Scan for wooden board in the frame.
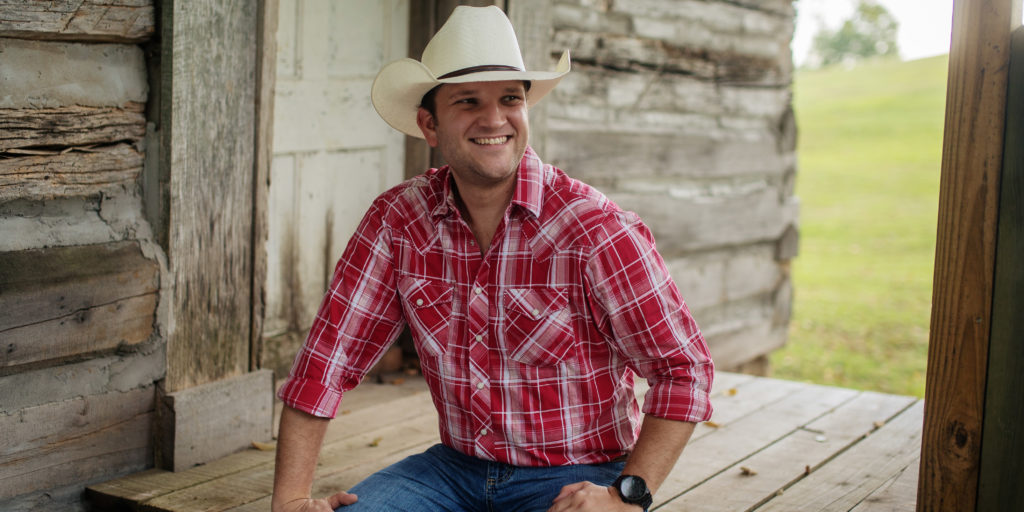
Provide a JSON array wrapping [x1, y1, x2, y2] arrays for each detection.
[[920, 0, 1017, 508], [0, 0, 155, 43], [850, 457, 920, 512], [757, 401, 924, 511], [978, 23, 1024, 510], [0, 104, 145, 151], [0, 143, 143, 201], [0, 241, 159, 368], [659, 393, 917, 511]]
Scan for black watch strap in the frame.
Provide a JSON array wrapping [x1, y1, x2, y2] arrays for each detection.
[[612, 474, 653, 510]]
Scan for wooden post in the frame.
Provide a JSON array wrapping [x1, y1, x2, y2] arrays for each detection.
[[918, 0, 1019, 509], [977, 23, 1024, 510], [154, 0, 275, 470]]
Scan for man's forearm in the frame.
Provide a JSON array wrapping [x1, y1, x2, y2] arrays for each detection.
[[272, 405, 331, 509], [621, 415, 696, 495]]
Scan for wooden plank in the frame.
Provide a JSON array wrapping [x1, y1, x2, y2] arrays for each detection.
[[87, 385, 435, 507], [0, 387, 153, 498], [156, 370, 274, 471], [162, 0, 257, 392], [850, 457, 920, 512], [756, 401, 924, 511], [249, 0, 279, 372], [0, 104, 145, 151], [0, 241, 159, 368], [0, 0, 154, 43], [654, 381, 859, 507], [142, 404, 441, 511], [658, 392, 917, 511], [978, 23, 1024, 511], [920, 0, 1017, 509], [0, 143, 143, 201]]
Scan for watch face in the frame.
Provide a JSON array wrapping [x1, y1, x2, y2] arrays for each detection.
[[619, 475, 646, 499]]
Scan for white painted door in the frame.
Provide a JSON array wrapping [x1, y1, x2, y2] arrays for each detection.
[[266, 0, 409, 339]]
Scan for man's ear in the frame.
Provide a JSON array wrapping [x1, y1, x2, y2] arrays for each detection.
[[416, 108, 439, 147]]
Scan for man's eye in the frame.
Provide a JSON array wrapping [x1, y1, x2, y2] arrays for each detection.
[[504, 95, 523, 103]]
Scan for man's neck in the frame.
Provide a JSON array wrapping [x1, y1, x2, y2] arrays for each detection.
[[450, 172, 517, 255]]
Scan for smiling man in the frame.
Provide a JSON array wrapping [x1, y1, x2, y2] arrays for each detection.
[[271, 6, 714, 512]]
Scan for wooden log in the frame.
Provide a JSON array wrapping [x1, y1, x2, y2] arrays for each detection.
[[0, 103, 146, 151], [0, 241, 159, 368], [0, 143, 143, 201], [0, 0, 155, 43], [0, 386, 154, 499]]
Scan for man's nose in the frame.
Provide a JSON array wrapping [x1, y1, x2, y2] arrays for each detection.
[[478, 102, 506, 126]]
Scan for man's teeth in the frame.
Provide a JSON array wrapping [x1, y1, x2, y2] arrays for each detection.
[[473, 136, 508, 145]]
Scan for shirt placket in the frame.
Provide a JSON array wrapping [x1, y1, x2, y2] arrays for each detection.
[[463, 229, 500, 459]]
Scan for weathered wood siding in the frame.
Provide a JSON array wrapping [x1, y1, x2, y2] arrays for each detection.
[[0, 2, 160, 510], [263, 0, 409, 376], [544, 0, 798, 370]]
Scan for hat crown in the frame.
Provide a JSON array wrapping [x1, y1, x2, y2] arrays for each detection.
[[421, 6, 526, 78]]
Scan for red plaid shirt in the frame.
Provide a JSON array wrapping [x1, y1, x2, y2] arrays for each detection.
[[279, 147, 713, 467]]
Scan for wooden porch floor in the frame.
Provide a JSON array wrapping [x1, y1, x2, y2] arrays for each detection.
[[87, 372, 922, 511]]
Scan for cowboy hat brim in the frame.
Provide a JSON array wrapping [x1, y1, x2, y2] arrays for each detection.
[[371, 50, 571, 139]]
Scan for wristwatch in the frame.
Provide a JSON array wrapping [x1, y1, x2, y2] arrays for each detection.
[[612, 474, 653, 511]]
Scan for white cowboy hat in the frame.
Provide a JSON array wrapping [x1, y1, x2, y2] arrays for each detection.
[[371, 5, 570, 139]]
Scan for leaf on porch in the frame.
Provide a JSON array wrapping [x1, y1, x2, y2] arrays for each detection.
[[703, 420, 722, 428], [251, 440, 276, 451], [368, 436, 383, 447], [740, 466, 757, 476]]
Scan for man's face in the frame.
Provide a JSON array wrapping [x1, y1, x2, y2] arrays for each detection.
[[416, 80, 529, 189]]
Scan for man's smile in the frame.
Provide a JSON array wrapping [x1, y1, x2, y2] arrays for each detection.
[[472, 136, 510, 145]]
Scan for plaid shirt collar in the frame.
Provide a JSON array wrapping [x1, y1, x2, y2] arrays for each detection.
[[429, 146, 545, 221]]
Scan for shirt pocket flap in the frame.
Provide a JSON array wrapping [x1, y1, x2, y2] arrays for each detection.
[[404, 280, 453, 309], [505, 287, 568, 319]]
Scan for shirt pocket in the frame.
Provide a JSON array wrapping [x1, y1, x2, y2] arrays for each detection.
[[399, 277, 453, 359], [504, 287, 576, 366]]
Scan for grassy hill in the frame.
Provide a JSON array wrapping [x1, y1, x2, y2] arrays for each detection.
[[769, 55, 949, 397]]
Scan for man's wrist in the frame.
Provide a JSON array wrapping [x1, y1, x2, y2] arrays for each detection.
[[611, 474, 653, 511]]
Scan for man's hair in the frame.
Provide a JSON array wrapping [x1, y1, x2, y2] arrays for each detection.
[[419, 80, 532, 118]]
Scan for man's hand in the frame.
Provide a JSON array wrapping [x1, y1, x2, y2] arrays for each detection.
[[546, 482, 641, 512], [273, 491, 358, 512]]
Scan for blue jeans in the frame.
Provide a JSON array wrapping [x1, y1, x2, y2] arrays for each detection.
[[337, 444, 625, 511]]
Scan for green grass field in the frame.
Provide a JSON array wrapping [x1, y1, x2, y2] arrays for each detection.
[[769, 55, 949, 397]]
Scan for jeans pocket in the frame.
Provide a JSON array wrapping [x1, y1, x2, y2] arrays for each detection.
[[503, 287, 576, 366]]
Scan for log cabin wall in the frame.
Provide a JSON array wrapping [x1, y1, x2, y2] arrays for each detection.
[[0, 2, 163, 511], [543, 0, 798, 372]]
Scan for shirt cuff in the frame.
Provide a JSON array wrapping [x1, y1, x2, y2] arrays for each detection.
[[277, 375, 345, 419], [641, 375, 714, 423]]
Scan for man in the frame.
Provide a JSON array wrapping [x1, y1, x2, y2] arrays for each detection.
[[272, 6, 713, 512]]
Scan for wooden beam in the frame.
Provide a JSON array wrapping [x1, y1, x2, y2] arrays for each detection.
[[0, 0, 155, 43], [0, 104, 145, 151], [0, 241, 159, 368], [978, 24, 1024, 510], [0, 143, 143, 201], [919, 0, 1017, 510]]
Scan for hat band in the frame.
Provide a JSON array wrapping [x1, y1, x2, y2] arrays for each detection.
[[437, 64, 523, 79]]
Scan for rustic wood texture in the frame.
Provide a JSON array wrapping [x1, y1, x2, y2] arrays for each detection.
[[544, 0, 797, 369], [0, 241, 158, 368], [919, 0, 1017, 510], [156, 370, 274, 471], [0, 0, 154, 43], [86, 373, 924, 511], [0, 103, 145, 151], [162, 0, 257, 392], [0, 386, 154, 501], [978, 24, 1024, 511], [0, 143, 142, 201]]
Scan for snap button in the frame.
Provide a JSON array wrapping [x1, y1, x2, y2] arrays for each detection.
[[476, 382, 485, 390], [479, 428, 489, 436], [474, 287, 483, 295], [415, 298, 424, 306], [532, 308, 541, 317], [475, 334, 483, 342]]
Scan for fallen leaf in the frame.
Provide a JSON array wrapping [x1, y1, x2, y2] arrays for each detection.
[[341, 409, 352, 415], [804, 465, 811, 475], [703, 421, 722, 428], [368, 437, 383, 447], [740, 466, 757, 476], [815, 435, 828, 443], [727, 388, 738, 396], [873, 420, 886, 429], [252, 441, 276, 451]]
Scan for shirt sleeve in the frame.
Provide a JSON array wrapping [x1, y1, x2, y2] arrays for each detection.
[[584, 212, 714, 423], [277, 200, 406, 418]]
